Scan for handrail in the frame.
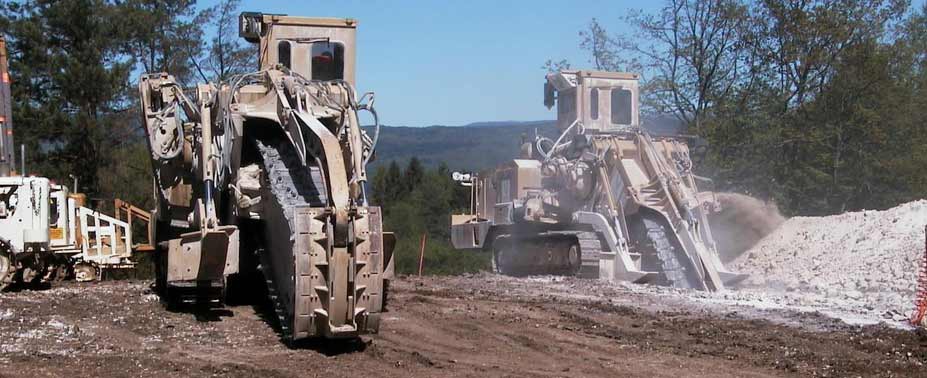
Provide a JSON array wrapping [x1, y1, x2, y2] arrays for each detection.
[[113, 199, 154, 251]]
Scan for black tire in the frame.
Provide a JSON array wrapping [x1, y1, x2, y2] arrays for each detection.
[[74, 263, 97, 282], [0, 241, 13, 291], [53, 262, 70, 282], [22, 262, 45, 285]]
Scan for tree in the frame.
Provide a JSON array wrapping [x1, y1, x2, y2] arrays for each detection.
[[749, 0, 907, 110], [624, 0, 749, 133], [1, 0, 133, 195], [197, 0, 254, 82], [746, 0, 909, 213], [579, 18, 628, 72], [573, 0, 923, 215], [119, 0, 204, 86], [385, 160, 402, 202], [403, 157, 424, 194]]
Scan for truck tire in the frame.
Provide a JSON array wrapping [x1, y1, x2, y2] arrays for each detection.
[[0, 241, 13, 291]]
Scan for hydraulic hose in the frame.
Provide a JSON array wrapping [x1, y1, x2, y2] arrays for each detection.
[[361, 105, 380, 167], [538, 119, 582, 161]]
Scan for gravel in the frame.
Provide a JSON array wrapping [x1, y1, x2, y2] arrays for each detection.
[[730, 200, 927, 321]]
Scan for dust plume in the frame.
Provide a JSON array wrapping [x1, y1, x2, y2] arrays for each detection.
[[708, 192, 786, 262]]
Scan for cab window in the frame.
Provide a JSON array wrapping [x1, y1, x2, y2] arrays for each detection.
[[611, 88, 632, 125], [310, 42, 345, 81], [49, 196, 59, 226], [558, 88, 576, 117], [277, 41, 292, 69], [0, 185, 17, 218], [590, 88, 599, 120]]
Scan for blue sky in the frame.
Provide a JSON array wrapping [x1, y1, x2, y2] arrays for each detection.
[[231, 0, 925, 127], [233, 0, 657, 126]]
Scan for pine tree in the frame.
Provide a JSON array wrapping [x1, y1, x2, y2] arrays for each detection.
[[2, 0, 133, 194]]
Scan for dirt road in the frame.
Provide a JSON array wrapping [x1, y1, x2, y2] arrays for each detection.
[[1, 274, 926, 377]]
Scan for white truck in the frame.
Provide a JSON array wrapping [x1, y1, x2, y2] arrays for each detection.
[[0, 36, 146, 290], [0, 177, 138, 288]]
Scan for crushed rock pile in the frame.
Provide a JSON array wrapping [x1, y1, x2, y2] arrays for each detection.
[[731, 200, 927, 319]]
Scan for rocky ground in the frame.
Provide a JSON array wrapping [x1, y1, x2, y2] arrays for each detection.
[[2, 275, 927, 378]]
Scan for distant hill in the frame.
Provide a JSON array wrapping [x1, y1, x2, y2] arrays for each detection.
[[366, 115, 685, 172], [366, 121, 558, 172]]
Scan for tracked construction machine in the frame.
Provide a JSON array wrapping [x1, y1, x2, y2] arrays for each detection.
[[451, 70, 744, 291], [137, 13, 393, 340]]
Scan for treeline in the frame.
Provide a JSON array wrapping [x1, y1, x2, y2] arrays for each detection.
[[369, 158, 490, 275], [570, 0, 927, 215], [1, 0, 487, 275], [0, 0, 252, 209]]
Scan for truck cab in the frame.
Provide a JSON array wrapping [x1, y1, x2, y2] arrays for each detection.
[[239, 12, 358, 85], [0, 176, 51, 253], [544, 70, 641, 133]]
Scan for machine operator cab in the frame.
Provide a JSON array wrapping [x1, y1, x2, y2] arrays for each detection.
[[544, 70, 640, 133], [239, 12, 357, 85]]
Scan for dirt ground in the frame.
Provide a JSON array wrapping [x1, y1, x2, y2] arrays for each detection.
[[2, 274, 927, 378]]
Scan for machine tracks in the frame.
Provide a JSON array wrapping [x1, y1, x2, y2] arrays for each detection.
[[575, 231, 603, 278], [635, 213, 702, 289], [254, 137, 328, 341], [489, 214, 704, 290], [492, 231, 601, 277]]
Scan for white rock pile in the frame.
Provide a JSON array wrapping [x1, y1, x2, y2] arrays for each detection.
[[731, 200, 927, 317]]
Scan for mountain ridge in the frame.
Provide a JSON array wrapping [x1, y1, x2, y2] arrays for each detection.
[[366, 115, 685, 172]]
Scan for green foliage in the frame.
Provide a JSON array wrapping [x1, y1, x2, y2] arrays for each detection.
[[371, 159, 491, 276], [1, 0, 134, 196], [196, 0, 255, 82], [0, 0, 251, 209], [119, 0, 203, 86], [580, 0, 927, 216]]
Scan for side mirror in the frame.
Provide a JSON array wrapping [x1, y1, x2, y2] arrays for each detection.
[[358, 92, 376, 111], [239, 12, 263, 43], [543, 82, 555, 109]]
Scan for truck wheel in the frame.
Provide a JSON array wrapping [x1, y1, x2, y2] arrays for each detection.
[[74, 263, 97, 282], [53, 260, 71, 282], [21, 264, 43, 284], [0, 242, 13, 291]]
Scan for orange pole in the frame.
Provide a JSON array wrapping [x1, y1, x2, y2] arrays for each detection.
[[418, 233, 427, 276], [913, 224, 927, 326]]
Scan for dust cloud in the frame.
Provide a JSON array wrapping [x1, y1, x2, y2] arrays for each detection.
[[708, 192, 786, 263]]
